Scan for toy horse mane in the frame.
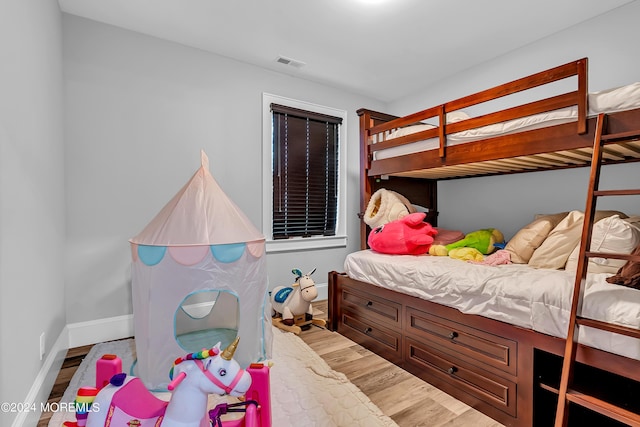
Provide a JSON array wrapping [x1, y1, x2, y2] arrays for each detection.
[[169, 347, 219, 380], [169, 338, 239, 380]]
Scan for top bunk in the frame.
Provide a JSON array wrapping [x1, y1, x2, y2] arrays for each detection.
[[358, 58, 640, 180]]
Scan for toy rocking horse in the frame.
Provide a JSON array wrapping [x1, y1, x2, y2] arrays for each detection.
[[270, 268, 326, 335], [85, 338, 252, 427]]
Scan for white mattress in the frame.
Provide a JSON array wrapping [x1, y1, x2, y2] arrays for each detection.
[[344, 250, 640, 360], [374, 82, 640, 160]]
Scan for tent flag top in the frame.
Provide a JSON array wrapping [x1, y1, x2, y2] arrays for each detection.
[[130, 150, 264, 247]]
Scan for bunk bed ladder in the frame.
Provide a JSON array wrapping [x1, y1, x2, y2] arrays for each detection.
[[554, 113, 640, 427]]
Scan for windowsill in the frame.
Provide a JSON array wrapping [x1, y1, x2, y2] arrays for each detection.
[[265, 235, 348, 253]]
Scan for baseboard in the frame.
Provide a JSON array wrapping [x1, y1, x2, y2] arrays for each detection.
[[67, 313, 134, 349], [11, 327, 68, 427]]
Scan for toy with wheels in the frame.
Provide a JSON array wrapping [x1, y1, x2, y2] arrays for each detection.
[[84, 338, 253, 427], [270, 268, 326, 335], [208, 362, 272, 427], [65, 341, 272, 427]]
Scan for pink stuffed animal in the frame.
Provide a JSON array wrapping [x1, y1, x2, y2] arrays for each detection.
[[368, 212, 437, 255]]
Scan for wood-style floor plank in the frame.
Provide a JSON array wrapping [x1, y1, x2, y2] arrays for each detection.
[[38, 301, 503, 427]]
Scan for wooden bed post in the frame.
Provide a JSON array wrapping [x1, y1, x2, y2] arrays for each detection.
[[577, 58, 588, 134], [358, 109, 373, 250]]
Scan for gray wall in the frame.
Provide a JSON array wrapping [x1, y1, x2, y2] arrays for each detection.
[[389, 1, 640, 239], [0, 2, 66, 425], [62, 14, 384, 324]]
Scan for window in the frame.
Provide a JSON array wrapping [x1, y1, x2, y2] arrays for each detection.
[[262, 94, 347, 252]]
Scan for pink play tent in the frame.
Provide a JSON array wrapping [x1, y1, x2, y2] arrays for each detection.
[[129, 151, 272, 390]]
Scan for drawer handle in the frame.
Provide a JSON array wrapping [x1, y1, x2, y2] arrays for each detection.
[[366, 301, 373, 308], [364, 327, 372, 334], [449, 331, 458, 340], [448, 366, 458, 375]]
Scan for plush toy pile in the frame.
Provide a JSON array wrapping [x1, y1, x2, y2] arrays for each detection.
[[429, 228, 505, 261], [363, 188, 507, 262], [368, 212, 437, 255]]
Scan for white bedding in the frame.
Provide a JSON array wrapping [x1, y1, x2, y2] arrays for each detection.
[[374, 82, 640, 160], [344, 250, 640, 360]]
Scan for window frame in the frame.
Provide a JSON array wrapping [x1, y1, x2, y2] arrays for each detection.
[[262, 93, 347, 253]]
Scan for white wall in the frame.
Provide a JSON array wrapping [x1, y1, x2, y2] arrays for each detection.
[[387, 1, 640, 239], [62, 14, 384, 324], [0, 2, 66, 426]]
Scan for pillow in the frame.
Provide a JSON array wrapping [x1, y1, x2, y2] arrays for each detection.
[[504, 212, 568, 264], [565, 215, 640, 274], [528, 210, 628, 270]]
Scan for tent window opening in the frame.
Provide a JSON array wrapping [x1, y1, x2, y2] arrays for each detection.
[[174, 290, 239, 352], [271, 103, 341, 240]]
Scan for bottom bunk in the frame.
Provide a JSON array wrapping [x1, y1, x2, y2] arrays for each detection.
[[328, 271, 640, 427]]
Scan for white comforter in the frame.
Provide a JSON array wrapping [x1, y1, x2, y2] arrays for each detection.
[[344, 250, 640, 360]]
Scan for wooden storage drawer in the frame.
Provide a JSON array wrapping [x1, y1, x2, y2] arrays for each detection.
[[342, 285, 401, 330], [339, 310, 402, 363], [405, 336, 517, 417], [406, 306, 516, 377]]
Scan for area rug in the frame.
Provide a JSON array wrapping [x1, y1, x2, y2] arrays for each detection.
[[49, 326, 398, 427]]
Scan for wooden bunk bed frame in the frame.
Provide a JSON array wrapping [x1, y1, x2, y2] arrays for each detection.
[[329, 58, 640, 427]]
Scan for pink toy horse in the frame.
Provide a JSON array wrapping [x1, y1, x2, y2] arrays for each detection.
[[86, 338, 252, 427]]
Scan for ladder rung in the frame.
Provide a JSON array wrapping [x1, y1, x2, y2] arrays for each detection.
[[601, 130, 640, 143], [593, 189, 640, 197], [576, 316, 640, 339], [566, 389, 640, 426], [585, 251, 640, 262]]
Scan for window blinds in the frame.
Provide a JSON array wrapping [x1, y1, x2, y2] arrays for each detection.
[[271, 103, 341, 239]]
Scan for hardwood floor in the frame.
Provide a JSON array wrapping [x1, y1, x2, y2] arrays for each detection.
[[38, 343, 97, 427], [38, 301, 503, 427]]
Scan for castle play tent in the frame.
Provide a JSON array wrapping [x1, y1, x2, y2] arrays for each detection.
[[129, 150, 272, 390]]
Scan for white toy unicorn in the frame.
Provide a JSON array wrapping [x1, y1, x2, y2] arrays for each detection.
[[85, 338, 251, 427], [271, 268, 326, 334]]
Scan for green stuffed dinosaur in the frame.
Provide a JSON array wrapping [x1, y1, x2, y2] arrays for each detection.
[[429, 228, 504, 258]]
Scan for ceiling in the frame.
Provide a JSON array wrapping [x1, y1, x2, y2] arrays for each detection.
[[58, 0, 633, 103]]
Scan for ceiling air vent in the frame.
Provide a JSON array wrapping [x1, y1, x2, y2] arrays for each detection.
[[276, 55, 306, 69]]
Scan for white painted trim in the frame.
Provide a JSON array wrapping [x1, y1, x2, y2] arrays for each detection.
[[265, 235, 347, 253], [261, 93, 348, 251], [67, 314, 134, 349], [11, 327, 69, 427]]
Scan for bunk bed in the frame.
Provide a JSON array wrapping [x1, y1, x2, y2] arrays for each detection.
[[328, 58, 640, 427]]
